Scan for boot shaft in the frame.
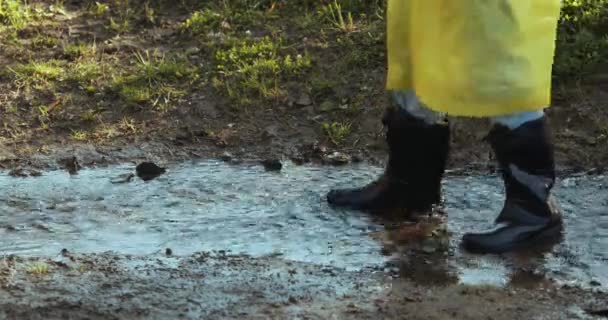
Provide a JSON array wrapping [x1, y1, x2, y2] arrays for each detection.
[[488, 116, 557, 220], [382, 106, 450, 180]]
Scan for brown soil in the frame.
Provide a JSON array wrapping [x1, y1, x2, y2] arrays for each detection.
[[0, 1, 607, 173], [0, 252, 605, 320]]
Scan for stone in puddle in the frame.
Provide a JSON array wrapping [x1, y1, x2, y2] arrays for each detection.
[[58, 156, 81, 175], [323, 152, 351, 165], [111, 173, 135, 184], [220, 152, 233, 162], [586, 309, 608, 317], [9, 168, 29, 177], [261, 159, 282, 172], [8, 168, 42, 177], [136, 162, 166, 181]]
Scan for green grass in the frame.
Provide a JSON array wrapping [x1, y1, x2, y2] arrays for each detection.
[[322, 121, 351, 146], [0, 0, 606, 142], [70, 61, 103, 84], [90, 1, 109, 16], [0, 0, 32, 30], [11, 60, 66, 88], [26, 262, 50, 275], [213, 36, 311, 106], [70, 130, 88, 141], [320, 0, 357, 33], [180, 0, 277, 37], [181, 9, 223, 35], [63, 42, 97, 60], [109, 16, 130, 34], [555, 0, 608, 78], [32, 33, 59, 49], [111, 51, 199, 108]]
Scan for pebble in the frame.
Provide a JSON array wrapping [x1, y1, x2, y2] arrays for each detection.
[[135, 162, 166, 181], [261, 159, 282, 172], [323, 152, 350, 165]]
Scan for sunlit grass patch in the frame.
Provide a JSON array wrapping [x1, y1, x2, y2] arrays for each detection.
[[322, 121, 351, 146], [0, 0, 33, 30], [11, 59, 66, 88], [25, 262, 50, 275], [111, 51, 199, 109], [213, 36, 311, 106]]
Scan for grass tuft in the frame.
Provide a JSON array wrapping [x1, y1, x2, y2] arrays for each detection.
[[111, 51, 198, 108], [213, 36, 311, 106]]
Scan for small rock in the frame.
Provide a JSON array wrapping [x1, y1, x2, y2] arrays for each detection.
[[560, 178, 577, 188], [319, 100, 334, 112], [311, 142, 327, 155], [586, 309, 608, 317], [59, 156, 81, 175], [8, 168, 29, 177], [220, 152, 233, 162], [290, 156, 307, 165], [9, 168, 43, 177], [288, 297, 297, 304], [135, 162, 166, 181], [111, 173, 135, 184], [261, 159, 282, 172], [185, 47, 200, 55], [29, 170, 42, 177], [61, 248, 69, 256], [323, 152, 351, 165], [589, 280, 602, 287], [295, 93, 312, 106], [55, 203, 78, 213], [33, 223, 51, 232], [420, 245, 437, 254], [380, 247, 392, 256], [263, 125, 279, 139], [165, 248, 173, 256]]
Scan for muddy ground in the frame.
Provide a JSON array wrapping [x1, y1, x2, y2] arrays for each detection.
[[0, 251, 606, 320], [0, 0, 607, 173], [0, 1, 607, 319]]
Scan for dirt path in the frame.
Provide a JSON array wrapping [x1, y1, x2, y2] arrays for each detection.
[[0, 252, 606, 320]]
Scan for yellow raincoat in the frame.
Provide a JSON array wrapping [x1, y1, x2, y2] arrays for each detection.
[[386, 1, 562, 117]]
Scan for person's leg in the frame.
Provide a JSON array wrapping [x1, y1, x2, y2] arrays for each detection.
[[326, 90, 450, 214], [461, 109, 563, 253]]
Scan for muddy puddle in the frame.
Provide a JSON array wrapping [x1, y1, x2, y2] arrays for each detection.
[[1, 160, 606, 292]]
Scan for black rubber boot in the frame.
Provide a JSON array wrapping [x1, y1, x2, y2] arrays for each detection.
[[462, 116, 563, 254], [326, 106, 450, 214]]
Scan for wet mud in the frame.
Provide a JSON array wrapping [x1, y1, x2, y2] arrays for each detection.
[[0, 161, 606, 319]]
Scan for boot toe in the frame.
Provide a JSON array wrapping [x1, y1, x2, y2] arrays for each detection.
[[462, 222, 563, 254], [461, 232, 500, 254], [326, 189, 344, 205], [327, 188, 374, 209]]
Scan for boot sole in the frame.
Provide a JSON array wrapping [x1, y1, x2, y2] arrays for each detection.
[[461, 222, 564, 255]]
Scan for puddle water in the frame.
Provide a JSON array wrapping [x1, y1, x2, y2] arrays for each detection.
[[0, 161, 606, 290]]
